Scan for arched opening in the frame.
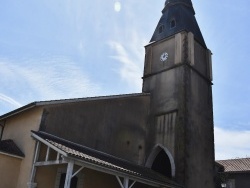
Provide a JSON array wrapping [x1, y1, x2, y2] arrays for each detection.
[[145, 144, 175, 178], [151, 150, 172, 177], [158, 24, 165, 34], [170, 19, 176, 28]]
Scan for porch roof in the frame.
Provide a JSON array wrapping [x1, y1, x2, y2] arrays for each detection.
[[0, 139, 25, 159], [31, 131, 182, 188]]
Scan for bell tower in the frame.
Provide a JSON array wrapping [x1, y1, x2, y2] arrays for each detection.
[[143, 0, 215, 188]]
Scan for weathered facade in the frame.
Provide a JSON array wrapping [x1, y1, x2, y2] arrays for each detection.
[[39, 94, 150, 165], [0, 1, 215, 188], [143, 0, 214, 187]]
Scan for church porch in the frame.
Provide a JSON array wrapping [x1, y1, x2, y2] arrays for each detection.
[[28, 131, 182, 188]]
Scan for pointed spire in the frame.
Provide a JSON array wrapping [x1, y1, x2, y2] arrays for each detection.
[[150, 0, 206, 47], [164, 0, 194, 14], [165, 0, 192, 6]]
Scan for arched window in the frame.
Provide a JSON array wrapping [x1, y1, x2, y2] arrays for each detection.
[[170, 19, 176, 29], [159, 25, 165, 34], [145, 144, 175, 178]]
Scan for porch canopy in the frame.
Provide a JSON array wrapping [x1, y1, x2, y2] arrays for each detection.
[[29, 131, 182, 188]]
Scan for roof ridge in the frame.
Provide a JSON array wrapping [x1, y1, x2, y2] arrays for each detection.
[[217, 157, 250, 162], [35, 92, 150, 104], [0, 92, 150, 120]]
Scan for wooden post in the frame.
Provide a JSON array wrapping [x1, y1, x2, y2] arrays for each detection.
[[56, 152, 60, 160], [123, 177, 129, 188], [116, 176, 136, 188], [72, 166, 84, 178], [129, 181, 136, 188], [116, 176, 124, 188], [28, 141, 41, 188], [64, 160, 74, 188], [45, 146, 50, 161]]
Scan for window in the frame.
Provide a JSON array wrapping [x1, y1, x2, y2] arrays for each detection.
[[170, 19, 176, 28], [159, 25, 165, 33], [55, 168, 84, 188], [59, 173, 78, 188], [226, 179, 235, 188]]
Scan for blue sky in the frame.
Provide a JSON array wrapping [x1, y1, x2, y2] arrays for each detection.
[[0, 0, 249, 160]]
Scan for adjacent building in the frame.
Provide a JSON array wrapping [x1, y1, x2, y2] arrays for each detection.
[[216, 158, 250, 188]]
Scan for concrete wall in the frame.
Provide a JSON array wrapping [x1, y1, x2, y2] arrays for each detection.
[[40, 95, 150, 165], [185, 65, 214, 188], [1, 107, 43, 188], [0, 154, 22, 188], [143, 31, 215, 188]]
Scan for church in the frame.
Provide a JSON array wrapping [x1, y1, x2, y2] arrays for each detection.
[[0, 0, 215, 188]]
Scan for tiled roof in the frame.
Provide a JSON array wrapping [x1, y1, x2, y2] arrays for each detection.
[[0, 139, 25, 158], [48, 139, 140, 175], [216, 158, 250, 173], [32, 131, 182, 188]]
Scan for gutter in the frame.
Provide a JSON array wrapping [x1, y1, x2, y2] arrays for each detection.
[[0, 151, 24, 160], [0, 102, 37, 121], [219, 171, 250, 174], [66, 155, 183, 188]]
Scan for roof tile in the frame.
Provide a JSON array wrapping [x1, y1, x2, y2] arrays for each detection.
[[216, 158, 250, 172]]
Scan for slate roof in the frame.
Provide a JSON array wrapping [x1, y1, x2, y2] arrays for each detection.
[[0, 139, 25, 158], [165, 0, 193, 8], [150, 0, 206, 47], [216, 158, 250, 173], [32, 131, 182, 188]]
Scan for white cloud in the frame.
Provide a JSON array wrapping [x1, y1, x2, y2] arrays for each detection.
[[0, 93, 22, 108], [19, 57, 100, 99], [0, 57, 101, 114], [108, 28, 147, 91], [215, 126, 250, 160], [107, 0, 151, 92], [108, 41, 142, 90]]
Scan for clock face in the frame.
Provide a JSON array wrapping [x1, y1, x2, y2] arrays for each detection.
[[160, 52, 168, 62]]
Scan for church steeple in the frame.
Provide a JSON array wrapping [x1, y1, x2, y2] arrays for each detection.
[[151, 0, 206, 47], [143, 1, 214, 188]]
